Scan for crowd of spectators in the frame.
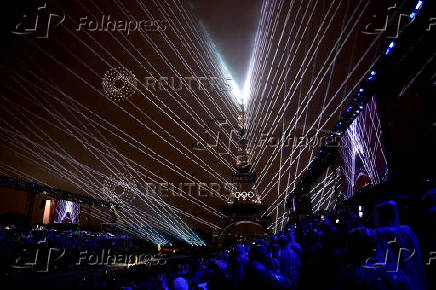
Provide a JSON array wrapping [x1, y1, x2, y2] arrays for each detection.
[[1, 189, 434, 289], [69, 196, 434, 290]]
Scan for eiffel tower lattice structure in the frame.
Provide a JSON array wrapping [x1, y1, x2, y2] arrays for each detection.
[[214, 106, 270, 241]]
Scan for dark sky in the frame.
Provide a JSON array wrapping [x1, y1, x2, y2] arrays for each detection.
[[186, 0, 262, 88]]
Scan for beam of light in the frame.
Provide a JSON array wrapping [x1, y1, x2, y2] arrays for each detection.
[[249, 0, 366, 166], [198, 21, 242, 106], [260, 49, 384, 220], [252, 0, 367, 194], [25, 30, 234, 189], [309, 165, 342, 212], [81, 0, 240, 165], [252, 0, 389, 209], [0, 86, 218, 240], [17, 67, 228, 218], [0, 0, 246, 245], [241, 71, 252, 106], [215, 49, 244, 105]]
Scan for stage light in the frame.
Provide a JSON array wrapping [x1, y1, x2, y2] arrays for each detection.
[[410, 1, 423, 19], [335, 219, 339, 224], [358, 205, 364, 218], [386, 42, 396, 55]]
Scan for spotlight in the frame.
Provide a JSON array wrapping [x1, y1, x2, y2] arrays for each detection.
[[386, 42, 396, 55], [410, 1, 423, 19]]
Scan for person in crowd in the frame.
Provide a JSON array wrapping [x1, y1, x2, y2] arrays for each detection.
[[277, 235, 300, 287], [270, 243, 281, 272], [240, 244, 291, 289], [170, 263, 190, 290], [373, 200, 428, 290], [227, 244, 249, 288], [335, 227, 412, 289]]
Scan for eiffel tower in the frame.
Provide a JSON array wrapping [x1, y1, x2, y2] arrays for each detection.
[[214, 106, 269, 241]]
